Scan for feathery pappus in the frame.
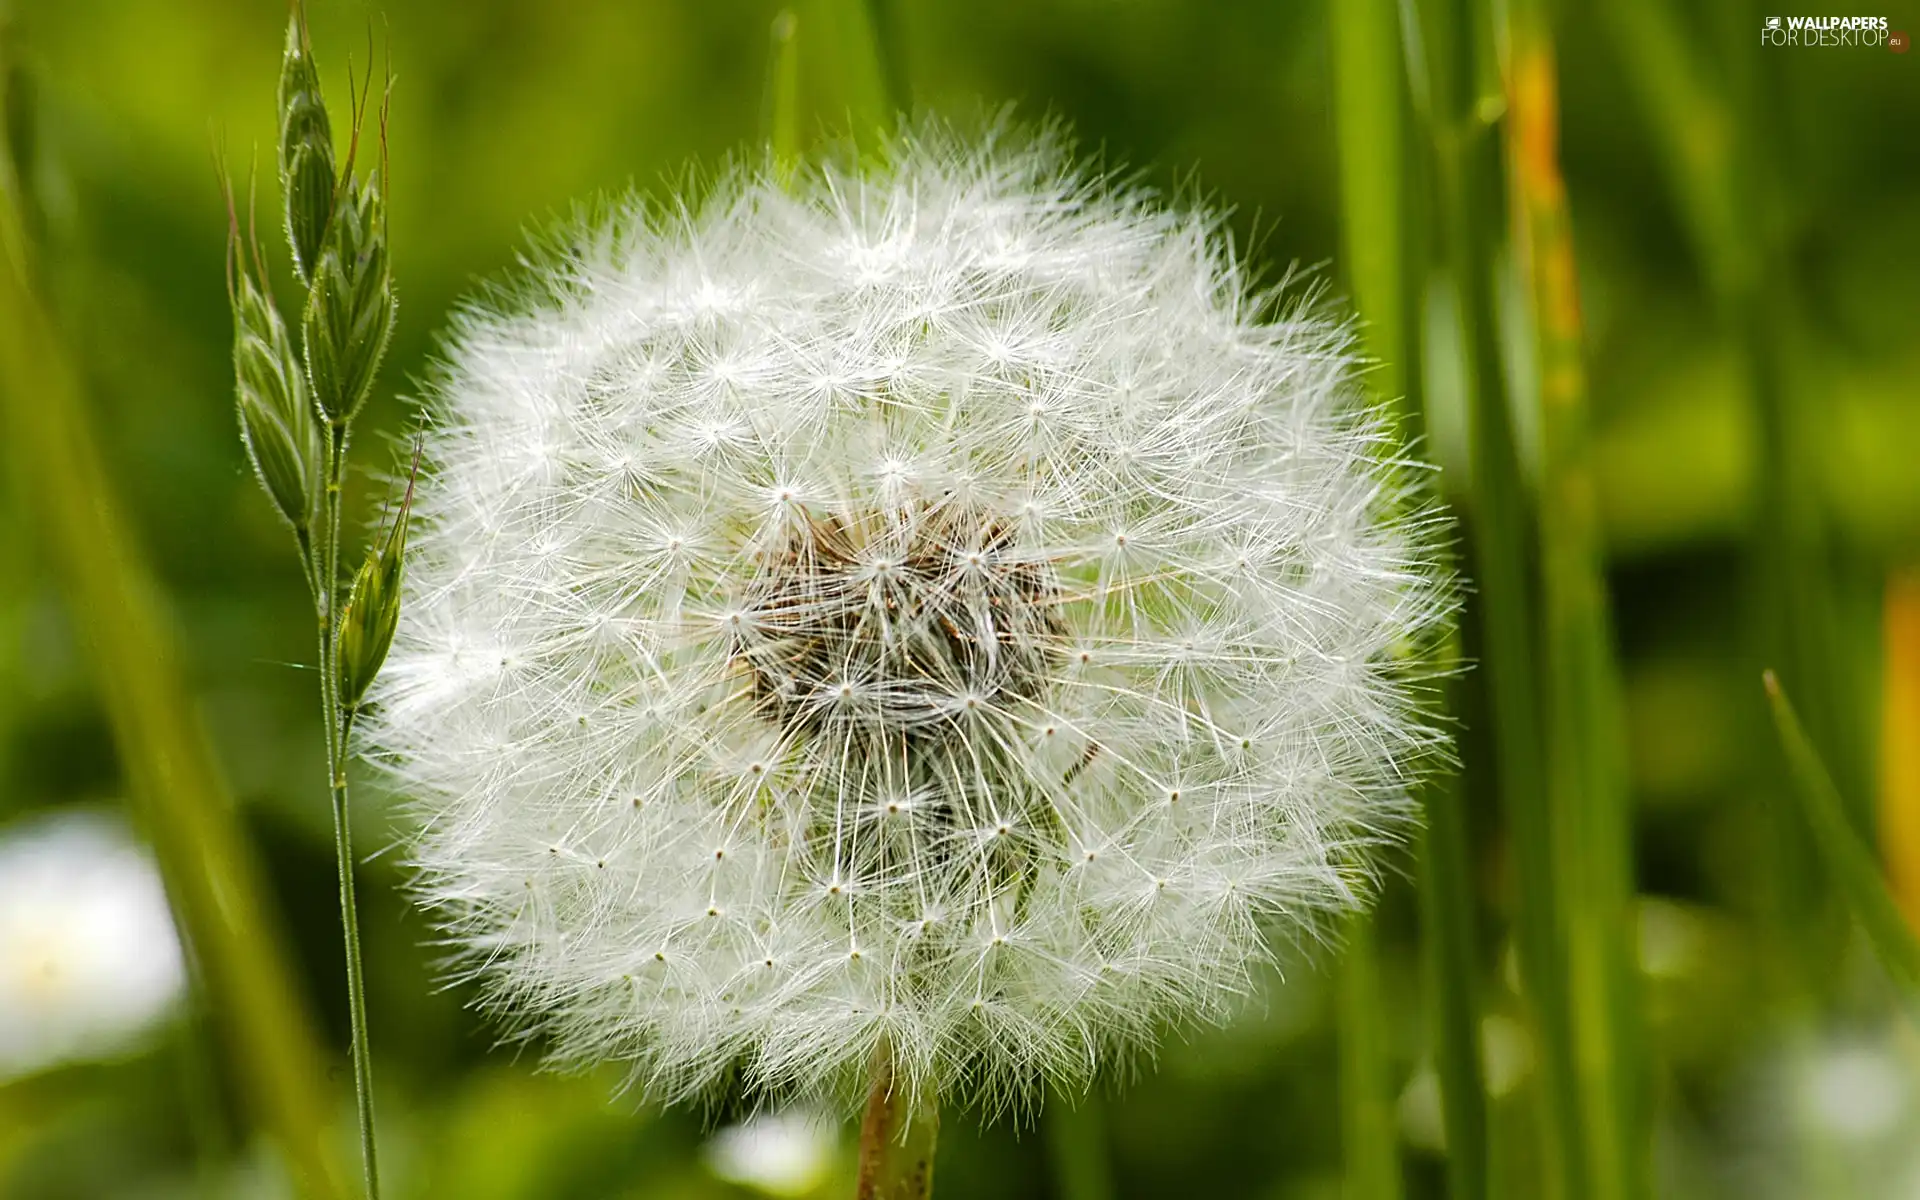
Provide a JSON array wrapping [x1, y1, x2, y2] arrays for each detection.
[[365, 123, 1454, 1117]]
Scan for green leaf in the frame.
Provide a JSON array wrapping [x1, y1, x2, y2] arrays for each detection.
[[1763, 669, 1920, 993]]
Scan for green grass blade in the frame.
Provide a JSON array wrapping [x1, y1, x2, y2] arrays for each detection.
[[1504, 5, 1648, 1196], [1764, 670, 1920, 993], [1336, 911, 1406, 1200], [1414, 0, 1586, 1193], [803, 0, 894, 148], [1330, 1, 1484, 1194], [1331, 0, 1415, 413], [1418, 771, 1491, 1198], [1046, 1091, 1116, 1200], [0, 111, 351, 1200], [763, 9, 801, 177]]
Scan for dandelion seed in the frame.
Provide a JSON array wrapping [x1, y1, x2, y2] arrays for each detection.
[[368, 124, 1452, 1116]]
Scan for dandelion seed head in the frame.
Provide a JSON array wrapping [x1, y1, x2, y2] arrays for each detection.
[[367, 123, 1452, 1116]]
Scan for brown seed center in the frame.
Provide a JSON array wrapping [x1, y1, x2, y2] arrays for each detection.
[[729, 503, 1065, 734]]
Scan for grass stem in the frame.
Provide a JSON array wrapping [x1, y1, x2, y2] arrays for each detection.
[[0, 129, 350, 1200], [1415, 0, 1586, 1193], [1336, 912, 1405, 1200], [1046, 1091, 1115, 1200], [1503, 4, 1647, 1195], [315, 407, 379, 1200], [1329, 1, 1484, 1194]]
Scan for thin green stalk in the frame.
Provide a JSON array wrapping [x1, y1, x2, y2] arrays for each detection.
[[856, 1050, 938, 1200], [1503, 7, 1647, 1198], [803, 0, 894, 148], [318, 413, 378, 1199], [1336, 913, 1405, 1200], [0, 125, 350, 1200], [1418, 769, 1490, 1192], [1764, 670, 1920, 993], [765, 10, 802, 178], [1414, 0, 1586, 1194], [1329, 0, 1483, 1194], [1047, 1091, 1116, 1200]]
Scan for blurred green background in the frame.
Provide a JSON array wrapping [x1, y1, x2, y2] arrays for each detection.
[[2, 1, 1918, 1197]]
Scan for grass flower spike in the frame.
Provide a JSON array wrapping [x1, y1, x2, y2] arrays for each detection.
[[224, 11, 404, 1194], [371, 127, 1452, 1126]]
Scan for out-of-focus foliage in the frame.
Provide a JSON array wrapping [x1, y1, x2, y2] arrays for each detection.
[[0, 0, 1916, 1197]]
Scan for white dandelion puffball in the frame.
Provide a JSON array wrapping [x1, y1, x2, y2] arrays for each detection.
[[369, 126, 1450, 1113]]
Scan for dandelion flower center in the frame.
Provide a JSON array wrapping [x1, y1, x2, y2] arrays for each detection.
[[734, 503, 1065, 734]]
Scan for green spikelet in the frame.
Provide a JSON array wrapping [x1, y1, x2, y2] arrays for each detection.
[[278, 8, 336, 282], [338, 454, 415, 712], [304, 170, 394, 427], [229, 223, 320, 534]]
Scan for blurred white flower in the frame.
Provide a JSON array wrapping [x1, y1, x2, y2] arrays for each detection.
[[369, 124, 1451, 1114], [0, 810, 186, 1078], [1803, 1042, 1909, 1142], [1711, 1018, 1920, 1200], [703, 1108, 839, 1196]]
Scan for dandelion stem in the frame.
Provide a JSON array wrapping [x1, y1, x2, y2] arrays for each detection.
[[314, 418, 381, 1199], [856, 1050, 938, 1200]]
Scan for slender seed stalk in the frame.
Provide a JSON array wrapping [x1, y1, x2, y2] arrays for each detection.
[[1417, 764, 1489, 1192], [1415, 0, 1587, 1194], [857, 1052, 938, 1200], [0, 109, 351, 1200], [313, 417, 380, 1199], [1502, 5, 1647, 1197], [238, 12, 401, 1196], [1881, 572, 1920, 932], [1328, 1, 1479, 1194]]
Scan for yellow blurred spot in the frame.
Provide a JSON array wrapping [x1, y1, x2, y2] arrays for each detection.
[[1881, 568, 1920, 931]]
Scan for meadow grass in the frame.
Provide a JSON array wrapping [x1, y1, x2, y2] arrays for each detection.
[[0, 82, 353, 1198], [3, 2, 1914, 1198]]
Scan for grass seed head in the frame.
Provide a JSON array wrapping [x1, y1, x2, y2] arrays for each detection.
[[228, 216, 320, 534], [277, 8, 335, 282], [303, 169, 393, 426]]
